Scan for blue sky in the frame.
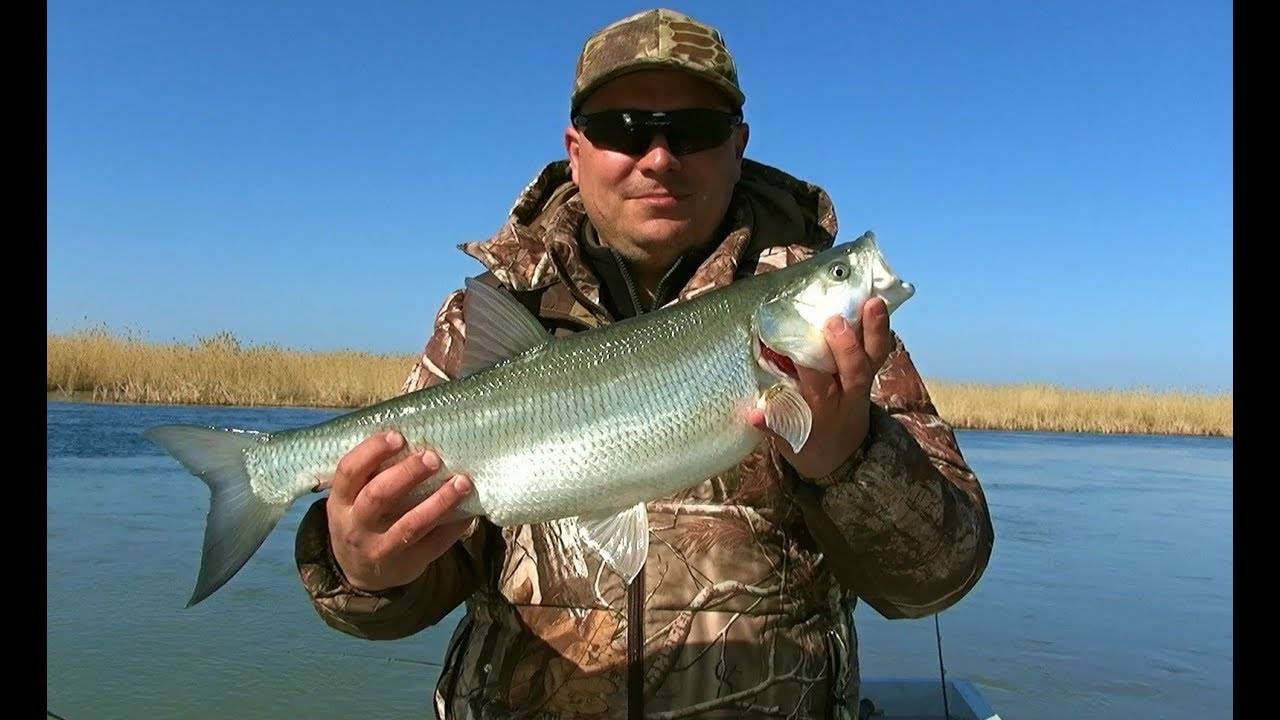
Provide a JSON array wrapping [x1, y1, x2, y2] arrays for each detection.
[[47, 1, 1232, 392]]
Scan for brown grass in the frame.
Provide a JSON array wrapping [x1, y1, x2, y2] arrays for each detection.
[[46, 328, 1232, 437], [46, 327, 411, 409], [926, 381, 1231, 438]]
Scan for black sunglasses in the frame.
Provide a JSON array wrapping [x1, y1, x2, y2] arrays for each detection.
[[572, 109, 743, 157]]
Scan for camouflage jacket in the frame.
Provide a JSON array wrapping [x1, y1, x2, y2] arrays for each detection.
[[294, 159, 994, 720]]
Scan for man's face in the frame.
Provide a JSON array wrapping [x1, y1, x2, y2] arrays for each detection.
[[565, 69, 749, 268]]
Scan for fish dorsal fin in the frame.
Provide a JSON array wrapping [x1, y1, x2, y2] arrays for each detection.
[[458, 277, 551, 378], [576, 502, 650, 585], [757, 383, 813, 454]]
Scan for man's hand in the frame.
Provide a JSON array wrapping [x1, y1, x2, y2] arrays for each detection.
[[327, 430, 474, 592], [750, 296, 894, 478]]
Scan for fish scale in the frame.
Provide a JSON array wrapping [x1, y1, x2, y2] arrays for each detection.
[[254, 293, 762, 526], [145, 232, 915, 606]]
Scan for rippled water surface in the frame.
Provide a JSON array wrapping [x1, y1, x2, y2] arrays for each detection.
[[47, 402, 1232, 718]]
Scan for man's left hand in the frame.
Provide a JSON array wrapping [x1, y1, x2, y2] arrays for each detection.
[[749, 296, 894, 478]]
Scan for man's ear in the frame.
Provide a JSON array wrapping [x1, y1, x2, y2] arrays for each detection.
[[734, 123, 750, 162], [565, 126, 583, 184]]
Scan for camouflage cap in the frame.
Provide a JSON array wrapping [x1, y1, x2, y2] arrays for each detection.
[[571, 8, 745, 116]]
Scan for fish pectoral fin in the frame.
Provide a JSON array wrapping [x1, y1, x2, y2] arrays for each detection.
[[757, 383, 813, 454], [457, 277, 551, 378], [576, 502, 650, 585]]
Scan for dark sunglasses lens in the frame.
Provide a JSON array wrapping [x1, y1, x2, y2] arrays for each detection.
[[583, 118, 655, 155], [580, 110, 737, 156], [666, 111, 735, 155]]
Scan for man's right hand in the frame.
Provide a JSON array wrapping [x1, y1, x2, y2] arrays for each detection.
[[326, 430, 474, 592]]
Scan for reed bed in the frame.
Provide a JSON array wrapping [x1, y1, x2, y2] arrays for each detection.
[[47, 328, 1232, 437], [926, 382, 1231, 438], [47, 328, 410, 409]]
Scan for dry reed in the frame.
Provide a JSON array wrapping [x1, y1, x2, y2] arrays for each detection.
[[47, 327, 410, 409], [47, 328, 1232, 437], [926, 381, 1231, 438]]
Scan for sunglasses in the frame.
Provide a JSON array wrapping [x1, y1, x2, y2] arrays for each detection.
[[572, 109, 743, 157]]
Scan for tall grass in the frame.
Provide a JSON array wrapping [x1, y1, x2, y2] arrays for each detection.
[[47, 328, 1232, 437], [926, 382, 1231, 438], [47, 327, 410, 409]]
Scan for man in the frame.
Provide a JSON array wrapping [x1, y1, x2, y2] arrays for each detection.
[[295, 8, 993, 719]]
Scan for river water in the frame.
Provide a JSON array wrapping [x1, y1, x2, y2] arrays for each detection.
[[46, 401, 1232, 718]]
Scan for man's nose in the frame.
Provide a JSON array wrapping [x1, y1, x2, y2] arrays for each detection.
[[636, 133, 680, 173]]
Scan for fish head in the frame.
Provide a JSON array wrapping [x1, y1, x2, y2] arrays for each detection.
[[754, 232, 915, 381]]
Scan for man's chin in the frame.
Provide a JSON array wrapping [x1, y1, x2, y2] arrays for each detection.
[[627, 218, 697, 247]]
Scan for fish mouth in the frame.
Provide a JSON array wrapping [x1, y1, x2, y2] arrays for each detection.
[[755, 336, 799, 381]]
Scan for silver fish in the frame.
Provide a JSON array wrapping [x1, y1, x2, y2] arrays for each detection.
[[146, 231, 915, 606]]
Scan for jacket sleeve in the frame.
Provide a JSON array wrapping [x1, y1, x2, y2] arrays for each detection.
[[784, 332, 995, 620], [294, 289, 491, 640]]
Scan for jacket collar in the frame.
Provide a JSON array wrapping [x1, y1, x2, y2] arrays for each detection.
[[458, 159, 840, 328]]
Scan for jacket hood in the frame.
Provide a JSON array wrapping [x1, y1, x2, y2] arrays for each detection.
[[458, 158, 841, 301]]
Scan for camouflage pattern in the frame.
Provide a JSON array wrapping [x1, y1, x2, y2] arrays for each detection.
[[571, 8, 745, 116], [295, 158, 994, 719]]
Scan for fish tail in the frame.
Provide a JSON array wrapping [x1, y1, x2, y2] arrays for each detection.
[[145, 425, 288, 607]]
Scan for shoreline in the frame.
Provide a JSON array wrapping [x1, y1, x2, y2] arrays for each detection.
[[45, 329, 1234, 439], [45, 391, 1233, 439], [45, 390, 358, 413]]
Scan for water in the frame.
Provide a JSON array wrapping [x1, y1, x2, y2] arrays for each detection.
[[46, 401, 1233, 719]]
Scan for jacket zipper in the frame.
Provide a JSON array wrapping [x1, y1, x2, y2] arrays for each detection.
[[610, 248, 647, 316], [611, 247, 687, 317], [627, 568, 645, 719], [608, 248, 648, 720]]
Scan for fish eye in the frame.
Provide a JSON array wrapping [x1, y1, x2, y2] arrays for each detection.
[[828, 263, 850, 280]]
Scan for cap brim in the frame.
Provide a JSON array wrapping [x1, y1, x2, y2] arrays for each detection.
[[571, 60, 746, 116]]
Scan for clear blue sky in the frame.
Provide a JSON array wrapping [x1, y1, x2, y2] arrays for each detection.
[[47, 1, 1233, 392]]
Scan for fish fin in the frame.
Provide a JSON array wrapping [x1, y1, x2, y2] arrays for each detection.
[[144, 425, 288, 607], [458, 277, 551, 378], [757, 384, 813, 454], [576, 502, 650, 585]]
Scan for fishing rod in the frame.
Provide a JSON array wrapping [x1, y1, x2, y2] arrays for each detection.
[[289, 649, 445, 667], [935, 612, 951, 720]]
